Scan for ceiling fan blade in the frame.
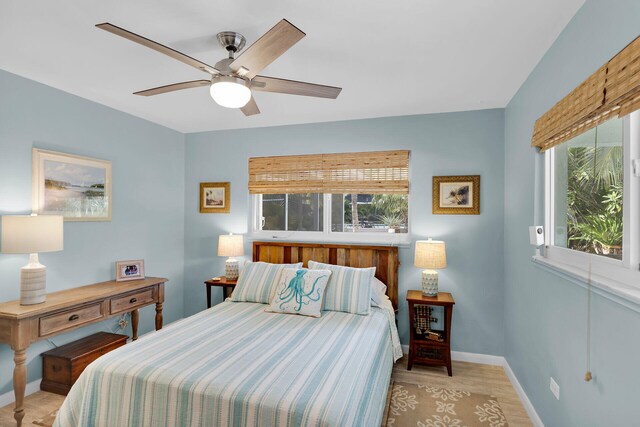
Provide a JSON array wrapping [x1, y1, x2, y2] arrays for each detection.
[[133, 80, 211, 96], [96, 23, 220, 75], [241, 96, 260, 116], [251, 75, 341, 99], [230, 19, 305, 79]]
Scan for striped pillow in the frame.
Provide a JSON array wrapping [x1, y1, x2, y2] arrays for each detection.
[[231, 262, 303, 304], [308, 261, 375, 315]]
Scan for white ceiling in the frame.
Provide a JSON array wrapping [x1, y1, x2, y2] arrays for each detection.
[[0, 0, 584, 133]]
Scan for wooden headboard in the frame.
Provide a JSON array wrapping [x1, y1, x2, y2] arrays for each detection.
[[253, 241, 399, 309]]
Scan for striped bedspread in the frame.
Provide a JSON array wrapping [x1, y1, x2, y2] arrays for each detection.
[[54, 300, 401, 427]]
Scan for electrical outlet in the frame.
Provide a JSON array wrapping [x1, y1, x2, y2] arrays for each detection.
[[550, 377, 560, 400]]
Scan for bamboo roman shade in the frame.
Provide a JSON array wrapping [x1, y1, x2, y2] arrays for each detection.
[[248, 150, 409, 194], [532, 35, 640, 152]]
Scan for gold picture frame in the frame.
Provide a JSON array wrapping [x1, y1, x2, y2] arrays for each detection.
[[432, 175, 480, 215], [200, 182, 230, 213]]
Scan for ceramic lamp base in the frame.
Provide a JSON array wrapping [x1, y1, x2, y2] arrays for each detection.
[[225, 258, 239, 280], [421, 269, 438, 297], [20, 254, 46, 305]]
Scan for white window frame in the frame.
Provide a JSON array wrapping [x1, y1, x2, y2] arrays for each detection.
[[539, 112, 640, 303], [250, 193, 411, 245]]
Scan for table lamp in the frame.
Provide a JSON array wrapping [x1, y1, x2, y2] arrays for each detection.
[[1, 215, 64, 305], [218, 233, 243, 280], [414, 238, 447, 297]]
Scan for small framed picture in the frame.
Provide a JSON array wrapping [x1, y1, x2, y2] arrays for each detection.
[[200, 182, 230, 213], [432, 175, 480, 215], [115, 260, 145, 282]]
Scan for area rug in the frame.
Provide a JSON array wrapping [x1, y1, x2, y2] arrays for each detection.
[[386, 382, 508, 427], [32, 409, 57, 427]]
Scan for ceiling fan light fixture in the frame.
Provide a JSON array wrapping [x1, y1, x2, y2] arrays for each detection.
[[210, 76, 251, 109]]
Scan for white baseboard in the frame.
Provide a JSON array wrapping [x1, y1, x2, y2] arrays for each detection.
[[400, 345, 543, 426], [503, 361, 545, 427], [0, 379, 41, 408], [451, 350, 504, 366]]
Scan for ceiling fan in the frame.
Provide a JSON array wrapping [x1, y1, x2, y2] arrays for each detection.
[[96, 19, 342, 116]]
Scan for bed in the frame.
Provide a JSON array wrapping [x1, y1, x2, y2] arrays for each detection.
[[54, 242, 402, 427]]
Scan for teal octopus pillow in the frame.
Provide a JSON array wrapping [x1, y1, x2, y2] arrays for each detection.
[[308, 261, 375, 315], [231, 261, 303, 304], [267, 268, 332, 317]]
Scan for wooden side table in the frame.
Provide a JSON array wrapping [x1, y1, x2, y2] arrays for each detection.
[[204, 276, 237, 308], [406, 290, 455, 376]]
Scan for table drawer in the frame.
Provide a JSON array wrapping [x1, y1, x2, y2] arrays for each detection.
[[110, 288, 155, 314], [413, 343, 447, 364], [40, 303, 104, 337]]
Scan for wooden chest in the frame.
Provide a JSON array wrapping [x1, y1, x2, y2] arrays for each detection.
[[41, 331, 128, 395]]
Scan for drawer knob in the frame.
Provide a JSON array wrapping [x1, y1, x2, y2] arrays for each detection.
[[68, 314, 79, 321], [129, 298, 137, 304]]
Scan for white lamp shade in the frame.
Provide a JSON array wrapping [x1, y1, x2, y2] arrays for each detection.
[[218, 234, 244, 257], [1, 215, 64, 254], [210, 79, 251, 109], [414, 239, 446, 269]]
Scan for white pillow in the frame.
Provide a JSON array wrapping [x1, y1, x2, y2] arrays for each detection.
[[371, 277, 387, 307], [267, 268, 332, 317]]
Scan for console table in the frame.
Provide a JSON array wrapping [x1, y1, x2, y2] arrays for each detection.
[[0, 276, 168, 426]]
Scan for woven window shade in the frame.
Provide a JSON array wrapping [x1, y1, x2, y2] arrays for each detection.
[[248, 150, 409, 194], [532, 35, 640, 152]]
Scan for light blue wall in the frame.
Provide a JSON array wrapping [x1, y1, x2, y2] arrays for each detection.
[[0, 70, 186, 396], [504, 0, 640, 425], [184, 110, 506, 354]]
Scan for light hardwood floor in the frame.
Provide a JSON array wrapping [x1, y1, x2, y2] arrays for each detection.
[[0, 357, 531, 426], [392, 356, 532, 426], [0, 389, 65, 427]]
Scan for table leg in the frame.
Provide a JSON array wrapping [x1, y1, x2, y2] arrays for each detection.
[[12, 348, 26, 427], [131, 309, 139, 341], [445, 305, 453, 376], [407, 301, 414, 371], [155, 302, 163, 330], [206, 284, 212, 309]]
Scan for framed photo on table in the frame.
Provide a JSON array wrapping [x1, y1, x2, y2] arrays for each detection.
[[115, 260, 145, 282], [32, 148, 112, 221], [200, 182, 230, 213], [432, 175, 480, 215]]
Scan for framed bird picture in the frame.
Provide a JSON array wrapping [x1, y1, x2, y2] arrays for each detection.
[[432, 175, 480, 215]]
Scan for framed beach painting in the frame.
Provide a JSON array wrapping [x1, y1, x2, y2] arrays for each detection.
[[432, 175, 480, 215], [32, 149, 112, 221], [200, 182, 230, 213]]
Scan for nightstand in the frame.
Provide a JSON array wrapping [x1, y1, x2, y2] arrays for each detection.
[[204, 276, 237, 308], [406, 290, 455, 375]]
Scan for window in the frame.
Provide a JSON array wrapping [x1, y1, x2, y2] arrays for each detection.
[[255, 193, 409, 241], [249, 150, 410, 242], [550, 117, 624, 259], [330, 194, 408, 233], [260, 193, 323, 232], [544, 112, 640, 288]]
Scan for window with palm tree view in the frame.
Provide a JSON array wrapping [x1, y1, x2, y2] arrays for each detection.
[[552, 117, 623, 259], [259, 194, 408, 234]]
